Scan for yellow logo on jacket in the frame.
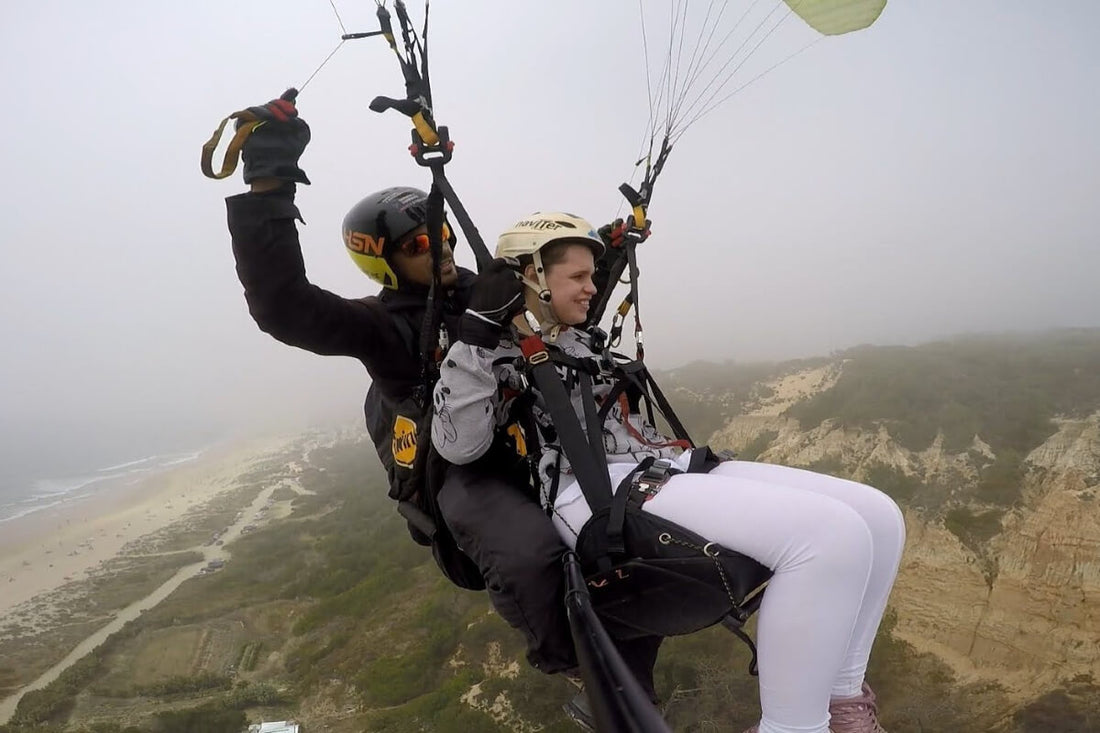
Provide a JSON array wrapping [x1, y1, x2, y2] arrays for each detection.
[[392, 415, 418, 468]]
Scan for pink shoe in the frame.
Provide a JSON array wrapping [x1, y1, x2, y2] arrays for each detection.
[[829, 682, 887, 733]]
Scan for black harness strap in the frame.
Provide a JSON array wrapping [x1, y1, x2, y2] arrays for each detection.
[[520, 336, 613, 517], [640, 367, 693, 443], [589, 247, 630, 331], [608, 457, 656, 558], [521, 334, 772, 670], [625, 241, 644, 359], [578, 371, 608, 467], [595, 361, 644, 423], [411, 183, 447, 406], [338, 3, 494, 273], [590, 358, 695, 449]]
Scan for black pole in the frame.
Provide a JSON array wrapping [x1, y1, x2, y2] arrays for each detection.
[[563, 552, 672, 733]]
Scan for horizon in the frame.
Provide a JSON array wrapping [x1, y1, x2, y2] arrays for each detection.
[[4, 324, 1097, 488]]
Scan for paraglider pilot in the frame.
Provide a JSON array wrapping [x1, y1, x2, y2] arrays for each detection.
[[220, 90, 660, 728]]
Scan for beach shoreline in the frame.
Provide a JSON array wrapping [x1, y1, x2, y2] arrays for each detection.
[[0, 429, 345, 724], [0, 434, 306, 627]]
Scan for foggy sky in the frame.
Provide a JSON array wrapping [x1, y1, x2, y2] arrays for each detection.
[[2, 1, 1098, 469]]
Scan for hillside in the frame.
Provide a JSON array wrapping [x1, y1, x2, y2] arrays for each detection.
[[4, 330, 1100, 732], [662, 329, 1100, 711], [0, 438, 989, 733]]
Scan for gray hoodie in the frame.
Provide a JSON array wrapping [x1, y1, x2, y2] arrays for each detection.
[[432, 327, 683, 510]]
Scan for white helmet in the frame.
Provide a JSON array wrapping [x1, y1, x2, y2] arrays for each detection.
[[495, 212, 603, 332], [495, 211, 604, 261]]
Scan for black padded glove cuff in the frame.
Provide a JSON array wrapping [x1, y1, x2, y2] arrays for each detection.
[[460, 310, 507, 349], [241, 122, 311, 185]]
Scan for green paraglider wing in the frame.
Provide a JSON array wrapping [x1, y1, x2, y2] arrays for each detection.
[[783, 0, 887, 36]]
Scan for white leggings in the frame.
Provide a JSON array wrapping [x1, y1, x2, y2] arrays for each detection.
[[552, 460, 906, 733]]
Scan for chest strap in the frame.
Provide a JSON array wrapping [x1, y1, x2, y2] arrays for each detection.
[[520, 335, 613, 517]]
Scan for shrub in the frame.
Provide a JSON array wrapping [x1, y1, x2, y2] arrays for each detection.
[[944, 506, 1004, 550], [976, 450, 1025, 506], [737, 430, 778, 461], [864, 462, 924, 504], [150, 705, 245, 733]]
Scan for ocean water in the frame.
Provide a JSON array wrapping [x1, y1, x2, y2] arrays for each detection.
[[0, 448, 208, 525], [0, 415, 240, 526]]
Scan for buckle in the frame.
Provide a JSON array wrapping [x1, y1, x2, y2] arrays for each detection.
[[641, 458, 673, 483], [633, 459, 674, 501]]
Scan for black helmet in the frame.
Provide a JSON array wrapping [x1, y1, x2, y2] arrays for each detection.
[[342, 186, 429, 289]]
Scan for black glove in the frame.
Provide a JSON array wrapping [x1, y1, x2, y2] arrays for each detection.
[[598, 217, 651, 249], [240, 88, 311, 185], [598, 218, 627, 249], [460, 258, 525, 348]]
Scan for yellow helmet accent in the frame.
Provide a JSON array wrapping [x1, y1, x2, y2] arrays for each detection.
[[342, 187, 430, 290], [345, 248, 399, 290]]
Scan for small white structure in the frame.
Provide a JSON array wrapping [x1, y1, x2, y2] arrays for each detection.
[[247, 721, 300, 733]]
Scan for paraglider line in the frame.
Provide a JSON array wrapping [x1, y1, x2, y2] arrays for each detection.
[[668, 0, 744, 126], [676, 34, 821, 140], [299, 39, 347, 93], [673, 0, 761, 114], [668, 2, 790, 140], [639, 0, 654, 119], [328, 0, 349, 35], [667, 0, 692, 132]]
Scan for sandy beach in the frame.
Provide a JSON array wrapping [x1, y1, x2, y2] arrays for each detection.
[[0, 429, 342, 724], [0, 434, 303, 624]]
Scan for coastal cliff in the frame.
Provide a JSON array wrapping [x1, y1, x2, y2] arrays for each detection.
[[689, 337, 1100, 701]]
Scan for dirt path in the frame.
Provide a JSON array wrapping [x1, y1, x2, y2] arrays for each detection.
[[0, 475, 311, 724]]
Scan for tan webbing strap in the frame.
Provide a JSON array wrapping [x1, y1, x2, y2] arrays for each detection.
[[200, 113, 264, 180]]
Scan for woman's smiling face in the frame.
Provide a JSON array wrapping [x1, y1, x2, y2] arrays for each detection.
[[539, 243, 597, 325]]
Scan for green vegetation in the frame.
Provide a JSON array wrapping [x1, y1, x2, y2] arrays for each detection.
[[148, 707, 244, 733], [127, 673, 233, 698], [863, 462, 924, 504], [354, 598, 467, 706], [785, 330, 1100, 454], [737, 429, 778, 461], [91, 553, 204, 597], [797, 455, 847, 477], [237, 642, 262, 672], [944, 506, 1005, 586], [269, 484, 299, 502], [1012, 674, 1100, 732], [656, 359, 823, 442], [944, 506, 1005, 552], [364, 670, 509, 733], [862, 610, 1012, 732], [0, 551, 205, 694], [9, 327, 1100, 733], [5, 619, 143, 728], [128, 483, 266, 555], [977, 449, 1026, 506]]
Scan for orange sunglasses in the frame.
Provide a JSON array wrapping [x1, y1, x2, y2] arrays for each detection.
[[398, 222, 451, 257]]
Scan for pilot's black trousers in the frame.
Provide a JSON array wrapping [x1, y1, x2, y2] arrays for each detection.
[[438, 463, 661, 700]]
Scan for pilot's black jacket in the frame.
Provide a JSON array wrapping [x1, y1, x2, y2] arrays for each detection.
[[226, 187, 473, 399], [224, 186, 587, 676]]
